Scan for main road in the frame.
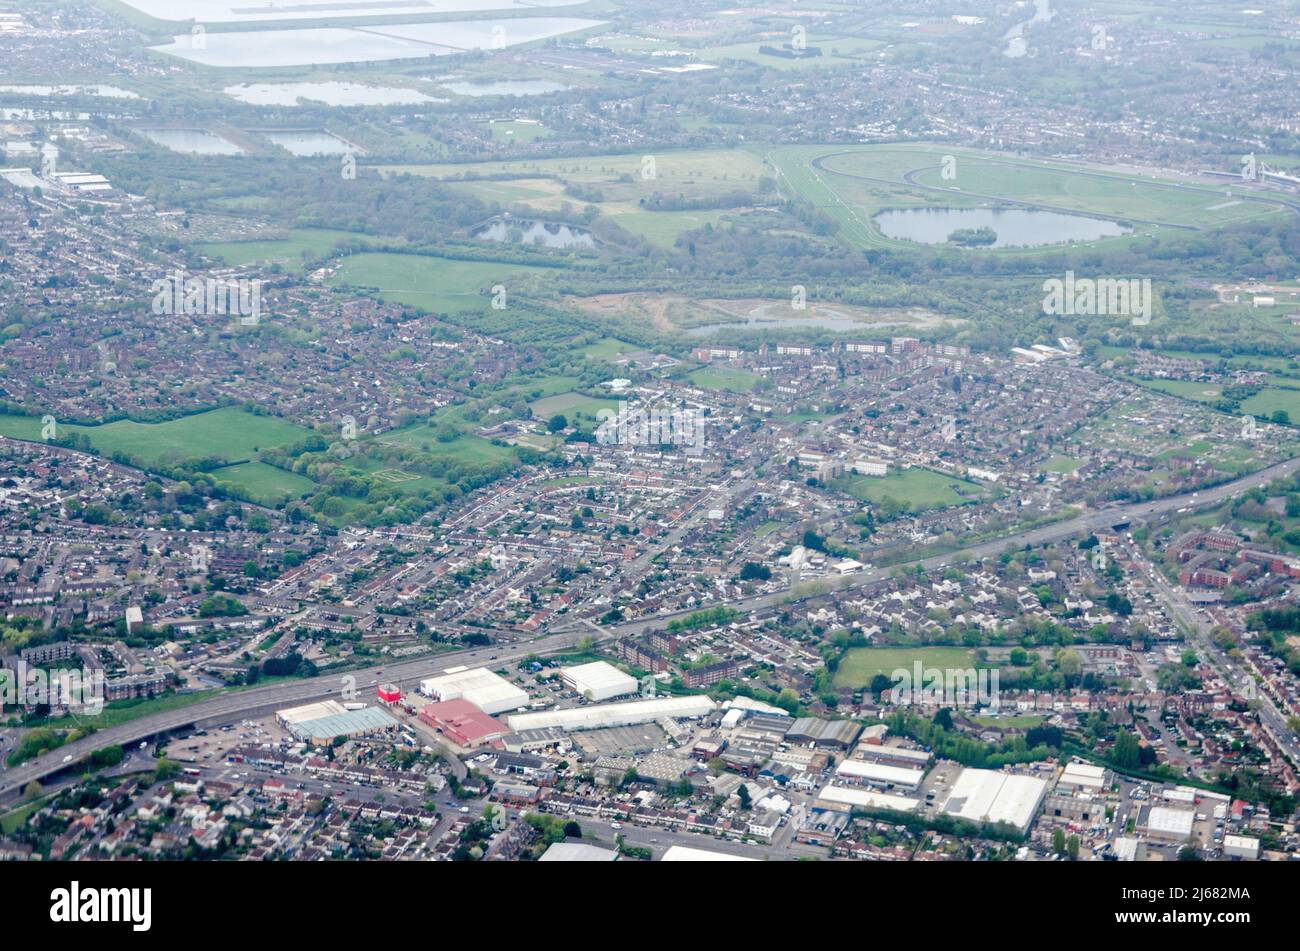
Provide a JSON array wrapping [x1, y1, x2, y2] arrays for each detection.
[[4, 454, 1298, 801]]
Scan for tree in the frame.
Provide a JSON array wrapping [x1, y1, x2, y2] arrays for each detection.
[[547, 414, 568, 433], [1111, 729, 1142, 770], [737, 784, 752, 811], [1052, 827, 1066, 854]]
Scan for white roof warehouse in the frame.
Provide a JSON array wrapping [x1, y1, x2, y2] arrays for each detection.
[[507, 695, 715, 733], [560, 660, 638, 702], [419, 666, 529, 716], [941, 768, 1050, 835]]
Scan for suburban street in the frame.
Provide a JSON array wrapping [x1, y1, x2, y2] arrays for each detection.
[[4, 454, 1299, 802]]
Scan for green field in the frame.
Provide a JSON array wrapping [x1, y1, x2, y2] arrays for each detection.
[[580, 338, 640, 361], [327, 252, 547, 313], [487, 119, 548, 143], [1128, 377, 1224, 403], [768, 144, 1289, 253], [211, 460, 317, 505], [1041, 455, 1083, 474], [0, 406, 311, 470], [688, 366, 762, 393], [1240, 387, 1300, 421], [195, 228, 391, 270], [377, 429, 514, 467], [382, 148, 769, 247], [836, 466, 984, 513], [527, 391, 619, 428], [833, 647, 986, 689]]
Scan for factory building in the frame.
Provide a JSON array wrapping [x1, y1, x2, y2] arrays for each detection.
[[834, 759, 925, 790], [815, 784, 920, 813], [275, 700, 398, 745], [660, 845, 756, 862], [506, 695, 715, 733], [560, 661, 638, 702], [1144, 806, 1196, 843], [419, 666, 529, 716], [941, 768, 1050, 835], [418, 699, 509, 748]]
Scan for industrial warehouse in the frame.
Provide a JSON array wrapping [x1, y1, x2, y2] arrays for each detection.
[[275, 701, 399, 745]]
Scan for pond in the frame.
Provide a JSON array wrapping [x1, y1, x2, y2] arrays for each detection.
[[118, 0, 588, 23], [151, 18, 604, 68], [874, 207, 1128, 248], [472, 218, 594, 249], [138, 128, 244, 156], [263, 130, 355, 156]]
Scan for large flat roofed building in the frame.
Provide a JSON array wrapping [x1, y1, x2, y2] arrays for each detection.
[[816, 784, 920, 813], [506, 695, 715, 733], [849, 743, 932, 768], [787, 717, 862, 749], [1222, 834, 1260, 860], [942, 768, 1050, 834], [561, 661, 638, 702], [419, 666, 528, 716], [1057, 761, 1108, 792], [660, 845, 756, 862], [276, 700, 398, 745], [418, 698, 508, 748], [1144, 805, 1196, 842], [834, 759, 925, 790], [540, 842, 619, 862]]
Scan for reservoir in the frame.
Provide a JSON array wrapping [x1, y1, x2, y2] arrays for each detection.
[[874, 207, 1128, 248]]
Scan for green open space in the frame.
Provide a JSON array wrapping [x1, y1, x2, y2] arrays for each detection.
[[835, 466, 985, 513], [0, 406, 311, 470], [688, 366, 762, 393], [832, 646, 987, 689], [327, 252, 548, 313]]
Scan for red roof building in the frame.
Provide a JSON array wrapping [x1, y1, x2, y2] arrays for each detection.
[[418, 699, 508, 748]]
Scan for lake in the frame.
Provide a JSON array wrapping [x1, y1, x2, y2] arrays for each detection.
[[263, 130, 356, 156], [139, 128, 244, 156], [472, 218, 594, 249], [152, 18, 605, 68], [118, 0, 589, 24], [874, 207, 1129, 248], [224, 82, 440, 107]]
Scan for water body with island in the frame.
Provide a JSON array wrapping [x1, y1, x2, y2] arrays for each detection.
[[874, 207, 1129, 248], [472, 218, 594, 249]]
